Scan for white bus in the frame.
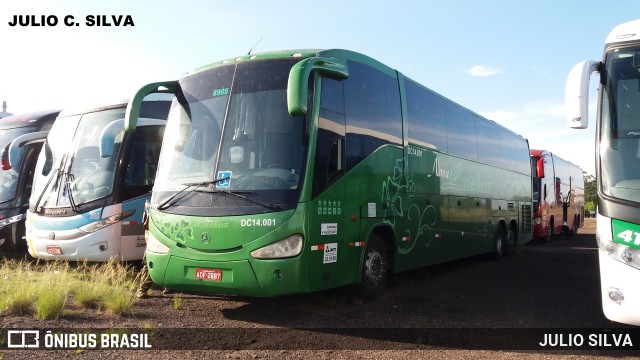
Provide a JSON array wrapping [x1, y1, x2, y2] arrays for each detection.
[[566, 19, 640, 325], [19, 98, 169, 261]]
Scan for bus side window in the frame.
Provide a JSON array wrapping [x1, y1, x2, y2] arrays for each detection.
[[312, 77, 346, 198], [343, 61, 402, 170], [122, 127, 162, 200], [406, 79, 447, 151]]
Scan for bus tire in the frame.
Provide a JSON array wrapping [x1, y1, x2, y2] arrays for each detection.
[[492, 224, 505, 260], [12, 221, 28, 253], [542, 218, 553, 243], [504, 222, 516, 256], [354, 234, 388, 301], [0, 223, 23, 253]]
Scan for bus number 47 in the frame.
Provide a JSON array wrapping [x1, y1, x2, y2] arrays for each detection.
[[617, 230, 640, 246]]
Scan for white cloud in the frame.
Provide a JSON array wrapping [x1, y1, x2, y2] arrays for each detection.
[[465, 65, 503, 77]]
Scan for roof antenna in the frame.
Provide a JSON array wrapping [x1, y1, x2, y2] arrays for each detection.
[[248, 37, 263, 55]]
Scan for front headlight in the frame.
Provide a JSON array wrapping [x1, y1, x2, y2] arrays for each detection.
[[251, 234, 303, 259], [78, 210, 134, 233], [146, 232, 170, 254], [598, 215, 640, 270], [599, 238, 640, 270], [0, 214, 24, 229]]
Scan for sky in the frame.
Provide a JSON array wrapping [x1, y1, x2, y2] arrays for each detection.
[[2, 0, 639, 176]]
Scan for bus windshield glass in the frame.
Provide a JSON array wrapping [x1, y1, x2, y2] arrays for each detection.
[[0, 126, 36, 203], [600, 46, 640, 203], [32, 108, 125, 208], [151, 58, 307, 213]]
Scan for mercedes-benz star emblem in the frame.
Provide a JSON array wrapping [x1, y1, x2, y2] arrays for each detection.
[[201, 232, 211, 244]]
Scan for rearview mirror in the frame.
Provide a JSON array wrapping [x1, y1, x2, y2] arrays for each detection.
[[565, 60, 600, 129], [536, 157, 545, 178], [287, 57, 349, 116], [5, 131, 49, 169]]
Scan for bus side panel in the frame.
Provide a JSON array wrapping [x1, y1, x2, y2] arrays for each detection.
[[401, 147, 529, 268], [119, 195, 148, 261], [307, 146, 403, 292]]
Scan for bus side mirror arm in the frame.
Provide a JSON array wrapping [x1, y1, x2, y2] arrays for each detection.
[[287, 57, 349, 116], [125, 80, 178, 133], [565, 60, 600, 129]]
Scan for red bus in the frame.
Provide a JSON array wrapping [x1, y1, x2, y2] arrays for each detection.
[[531, 149, 585, 242]]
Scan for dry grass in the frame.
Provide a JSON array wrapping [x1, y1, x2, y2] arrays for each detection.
[[0, 258, 141, 319]]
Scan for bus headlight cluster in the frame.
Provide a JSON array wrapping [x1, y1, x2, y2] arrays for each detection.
[[0, 214, 24, 229], [78, 210, 134, 233], [146, 232, 170, 254], [597, 215, 640, 270], [251, 234, 303, 259], [598, 236, 640, 270]]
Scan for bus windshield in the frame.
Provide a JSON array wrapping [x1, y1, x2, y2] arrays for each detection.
[[151, 58, 307, 214], [32, 108, 125, 209], [0, 126, 36, 203], [600, 46, 640, 203]]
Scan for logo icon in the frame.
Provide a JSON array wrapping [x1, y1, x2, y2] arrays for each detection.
[[201, 232, 211, 244], [7, 330, 40, 348]]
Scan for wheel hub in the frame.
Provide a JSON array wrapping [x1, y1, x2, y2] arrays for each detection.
[[364, 251, 386, 285]]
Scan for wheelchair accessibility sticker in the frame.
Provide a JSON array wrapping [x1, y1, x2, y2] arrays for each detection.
[[216, 171, 232, 188]]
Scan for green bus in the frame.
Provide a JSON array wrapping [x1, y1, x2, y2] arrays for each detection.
[[124, 49, 533, 299]]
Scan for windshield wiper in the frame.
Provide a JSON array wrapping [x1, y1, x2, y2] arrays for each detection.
[[34, 149, 70, 212], [199, 189, 281, 211], [156, 177, 230, 210], [64, 173, 79, 213]]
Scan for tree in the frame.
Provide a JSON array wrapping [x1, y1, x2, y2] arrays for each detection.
[[584, 172, 597, 214]]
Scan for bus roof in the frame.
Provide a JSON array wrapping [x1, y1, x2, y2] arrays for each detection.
[[606, 19, 640, 46], [185, 48, 528, 143], [57, 102, 128, 118], [0, 109, 62, 130], [189, 49, 322, 74], [530, 148, 584, 171], [59, 97, 171, 120]]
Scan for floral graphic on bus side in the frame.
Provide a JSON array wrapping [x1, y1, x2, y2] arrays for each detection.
[[382, 156, 437, 254]]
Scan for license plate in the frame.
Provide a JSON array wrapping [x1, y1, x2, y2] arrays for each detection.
[[46, 245, 62, 255], [195, 268, 222, 281]]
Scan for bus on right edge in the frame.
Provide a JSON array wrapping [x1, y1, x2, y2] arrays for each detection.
[[566, 19, 640, 325]]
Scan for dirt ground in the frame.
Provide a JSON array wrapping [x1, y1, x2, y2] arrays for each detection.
[[3, 218, 640, 359]]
